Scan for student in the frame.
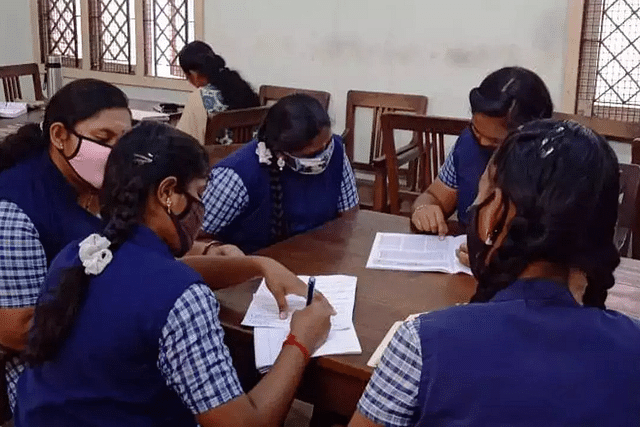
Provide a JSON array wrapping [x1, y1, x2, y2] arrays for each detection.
[[176, 40, 260, 144], [349, 120, 640, 427], [201, 93, 359, 253], [0, 79, 132, 418], [411, 67, 553, 235], [15, 122, 334, 427]]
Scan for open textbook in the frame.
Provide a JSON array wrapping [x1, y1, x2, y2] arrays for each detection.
[[366, 232, 472, 275], [245, 275, 362, 371]]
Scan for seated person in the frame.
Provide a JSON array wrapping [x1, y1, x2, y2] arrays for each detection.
[[15, 122, 334, 427], [201, 94, 359, 253], [350, 120, 640, 427], [176, 40, 260, 144], [411, 67, 553, 236]]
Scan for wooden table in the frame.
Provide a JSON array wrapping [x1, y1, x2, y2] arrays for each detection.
[[0, 99, 181, 137], [215, 210, 640, 423]]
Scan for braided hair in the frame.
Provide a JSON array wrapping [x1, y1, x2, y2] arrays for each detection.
[[256, 94, 331, 244], [23, 122, 208, 365], [470, 119, 620, 308], [0, 79, 128, 172], [469, 67, 553, 129], [178, 41, 260, 110]]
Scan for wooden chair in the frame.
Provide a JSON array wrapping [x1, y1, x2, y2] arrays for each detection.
[[204, 106, 270, 166], [258, 85, 331, 110], [0, 63, 44, 102], [552, 112, 640, 144], [344, 90, 428, 166], [618, 163, 640, 259], [632, 138, 640, 165], [379, 113, 469, 215]]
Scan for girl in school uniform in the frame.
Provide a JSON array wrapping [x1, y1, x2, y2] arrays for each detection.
[[0, 79, 132, 418], [411, 67, 553, 236], [349, 120, 640, 427], [15, 122, 334, 427], [201, 93, 360, 254], [176, 40, 260, 144]]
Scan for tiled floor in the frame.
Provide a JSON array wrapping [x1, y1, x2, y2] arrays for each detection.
[[284, 400, 313, 427]]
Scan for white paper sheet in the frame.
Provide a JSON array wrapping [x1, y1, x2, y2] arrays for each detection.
[[242, 275, 357, 330], [130, 109, 169, 122], [366, 232, 472, 275], [254, 325, 362, 371], [0, 102, 27, 118]]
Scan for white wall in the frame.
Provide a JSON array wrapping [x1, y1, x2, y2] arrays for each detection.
[[0, 0, 34, 66]]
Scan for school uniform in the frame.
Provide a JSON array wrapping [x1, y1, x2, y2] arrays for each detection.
[[0, 150, 101, 409], [438, 128, 494, 225], [202, 136, 359, 253], [357, 279, 640, 426], [176, 83, 229, 145], [15, 225, 243, 427]]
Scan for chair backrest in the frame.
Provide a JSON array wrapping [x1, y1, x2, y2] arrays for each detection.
[[552, 112, 640, 144], [381, 113, 469, 214], [344, 90, 428, 171], [618, 163, 640, 259], [0, 63, 44, 102], [204, 106, 270, 166], [258, 85, 331, 110]]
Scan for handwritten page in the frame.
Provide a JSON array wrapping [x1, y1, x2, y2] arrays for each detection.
[[242, 275, 357, 330], [366, 233, 472, 275], [130, 109, 169, 122], [254, 326, 362, 371]]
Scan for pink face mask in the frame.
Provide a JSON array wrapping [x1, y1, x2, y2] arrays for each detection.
[[62, 131, 113, 189]]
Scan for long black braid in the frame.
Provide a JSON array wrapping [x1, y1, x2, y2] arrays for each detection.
[[470, 119, 620, 308], [24, 122, 208, 365], [257, 94, 331, 245]]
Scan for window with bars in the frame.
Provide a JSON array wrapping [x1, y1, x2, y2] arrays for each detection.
[[38, 0, 83, 68], [577, 0, 640, 121], [37, 0, 196, 79]]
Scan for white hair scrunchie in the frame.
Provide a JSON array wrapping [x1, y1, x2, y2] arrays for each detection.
[[256, 141, 273, 165], [78, 234, 113, 276]]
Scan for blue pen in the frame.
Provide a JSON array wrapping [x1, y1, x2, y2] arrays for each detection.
[[306, 276, 316, 306]]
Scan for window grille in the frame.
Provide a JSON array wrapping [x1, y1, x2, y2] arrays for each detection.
[[38, 0, 82, 68], [88, 0, 136, 74], [577, 0, 640, 121], [143, 0, 195, 79]]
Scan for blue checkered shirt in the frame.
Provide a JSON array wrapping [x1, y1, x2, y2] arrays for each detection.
[[437, 150, 458, 189], [357, 318, 422, 426], [159, 282, 244, 413], [202, 147, 359, 234], [0, 200, 49, 410]]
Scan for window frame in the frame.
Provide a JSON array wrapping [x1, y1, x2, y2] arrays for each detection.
[[29, 0, 203, 92], [565, 0, 640, 120]]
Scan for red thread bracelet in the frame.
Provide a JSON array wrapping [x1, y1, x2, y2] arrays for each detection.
[[282, 333, 310, 362]]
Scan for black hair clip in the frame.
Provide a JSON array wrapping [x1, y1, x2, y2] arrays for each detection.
[[133, 153, 154, 165]]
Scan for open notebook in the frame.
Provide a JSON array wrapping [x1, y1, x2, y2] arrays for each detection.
[[366, 232, 472, 275], [245, 275, 362, 372], [0, 102, 27, 118]]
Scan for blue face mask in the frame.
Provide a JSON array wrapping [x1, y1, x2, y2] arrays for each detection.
[[283, 138, 335, 175]]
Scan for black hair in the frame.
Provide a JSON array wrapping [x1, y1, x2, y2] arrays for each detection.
[[469, 67, 553, 129], [256, 94, 331, 244], [178, 41, 260, 110], [471, 119, 620, 309], [23, 122, 209, 365], [0, 78, 129, 172]]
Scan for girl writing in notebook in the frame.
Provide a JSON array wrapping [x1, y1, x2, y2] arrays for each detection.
[[349, 120, 640, 427], [201, 94, 359, 253], [411, 67, 553, 235], [16, 123, 334, 427], [176, 41, 260, 144]]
